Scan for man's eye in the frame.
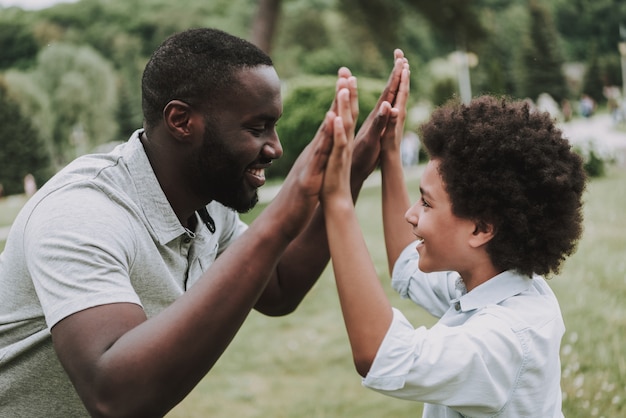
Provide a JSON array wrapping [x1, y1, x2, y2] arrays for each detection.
[[248, 127, 265, 136]]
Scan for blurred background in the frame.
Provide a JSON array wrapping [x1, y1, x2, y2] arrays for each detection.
[[1, 0, 625, 196], [1, 2, 626, 417]]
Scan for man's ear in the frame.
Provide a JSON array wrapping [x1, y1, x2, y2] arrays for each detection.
[[469, 220, 495, 248], [163, 100, 195, 142]]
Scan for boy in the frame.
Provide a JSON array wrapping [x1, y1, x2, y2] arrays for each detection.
[[321, 91, 586, 416]]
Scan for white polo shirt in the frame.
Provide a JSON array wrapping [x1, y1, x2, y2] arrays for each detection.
[[0, 130, 247, 417], [362, 242, 565, 417]]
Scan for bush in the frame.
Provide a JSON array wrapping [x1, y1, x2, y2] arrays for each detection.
[[573, 143, 607, 178], [583, 148, 606, 178], [0, 79, 53, 196], [270, 75, 386, 179]]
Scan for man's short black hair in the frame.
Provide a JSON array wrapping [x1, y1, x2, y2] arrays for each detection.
[[141, 28, 273, 129], [420, 95, 587, 277]]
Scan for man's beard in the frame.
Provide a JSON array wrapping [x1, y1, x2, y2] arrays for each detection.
[[192, 122, 259, 213]]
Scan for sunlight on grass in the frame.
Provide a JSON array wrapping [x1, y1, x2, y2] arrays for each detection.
[[1, 166, 624, 416], [169, 165, 626, 417]]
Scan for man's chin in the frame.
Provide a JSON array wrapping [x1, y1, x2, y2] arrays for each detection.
[[223, 193, 259, 214]]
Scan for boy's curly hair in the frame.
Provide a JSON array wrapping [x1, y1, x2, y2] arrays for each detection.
[[420, 95, 587, 277]]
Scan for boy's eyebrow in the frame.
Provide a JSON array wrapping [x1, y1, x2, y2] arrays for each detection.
[[419, 186, 432, 200]]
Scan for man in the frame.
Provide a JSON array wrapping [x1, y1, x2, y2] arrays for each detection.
[[0, 28, 406, 416]]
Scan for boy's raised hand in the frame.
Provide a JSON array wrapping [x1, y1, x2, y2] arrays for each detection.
[[321, 88, 354, 205], [271, 81, 355, 240], [381, 64, 410, 154], [350, 49, 408, 187]]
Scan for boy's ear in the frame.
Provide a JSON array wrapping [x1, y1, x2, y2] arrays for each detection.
[[163, 100, 197, 142], [469, 220, 495, 248]]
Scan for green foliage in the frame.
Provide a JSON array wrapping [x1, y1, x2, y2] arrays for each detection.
[[518, 0, 568, 102], [0, 18, 38, 70], [430, 78, 458, 107], [554, 0, 626, 61], [32, 42, 119, 165], [0, 0, 622, 178], [583, 149, 606, 177], [270, 75, 385, 179], [582, 44, 605, 102], [0, 79, 52, 196], [473, 3, 528, 97], [574, 145, 607, 178]]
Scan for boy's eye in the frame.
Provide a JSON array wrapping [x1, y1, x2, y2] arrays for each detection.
[[420, 197, 431, 208]]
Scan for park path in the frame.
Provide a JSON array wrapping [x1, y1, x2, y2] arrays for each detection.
[[558, 113, 626, 164], [2, 114, 625, 242]]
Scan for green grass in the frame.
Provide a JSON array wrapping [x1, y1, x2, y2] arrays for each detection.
[[1, 166, 624, 416], [170, 165, 626, 417]]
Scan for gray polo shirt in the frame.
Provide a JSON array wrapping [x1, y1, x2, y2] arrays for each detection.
[[0, 130, 247, 416]]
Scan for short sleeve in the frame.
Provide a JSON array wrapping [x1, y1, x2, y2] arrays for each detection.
[[391, 241, 459, 318], [363, 308, 524, 415], [24, 186, 141, 328]]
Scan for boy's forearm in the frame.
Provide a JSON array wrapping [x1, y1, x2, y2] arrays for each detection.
[[325, 199, 393, 376], [380, 149, 414, 275]]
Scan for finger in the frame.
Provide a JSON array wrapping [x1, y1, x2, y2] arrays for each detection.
[[370, 101, 393, 139], [338, 66, 352, 79], [380, 55, 406, 108], [327, 116, 349, 179], [333, 116, 348, 150], [348, 76, 358, 127], [336, 87, 354, 140], [331, 69, 352, 114], [381, 108, 400, 143], [298, 110, 336, 177], [394, 67, 411, 122], [358, 52, 406, 132], [394, 48, 406, 62]]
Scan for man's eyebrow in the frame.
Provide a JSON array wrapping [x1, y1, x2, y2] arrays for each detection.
[[250, 113, 282, 123]]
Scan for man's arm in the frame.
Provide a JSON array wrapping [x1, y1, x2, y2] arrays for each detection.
[[255, 51, 409, 316], [50, 94, 350, 417]]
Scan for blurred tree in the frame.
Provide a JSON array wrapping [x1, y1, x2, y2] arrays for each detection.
[[3, 0, 618, 178], [518, 0, 568, 102], [403, 0, 487, 49], [554, 0, 626, 61], [32, 43, 118, 165], [250, 0, 282, 54], [0, 78, 53, 196], [582, 43, 605, 102], [0, 18, 38, 70], [2, 70, 56, 168], [473, 3, 528, 97]]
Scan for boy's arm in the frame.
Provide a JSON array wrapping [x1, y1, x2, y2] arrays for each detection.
[[380, 65, 415, 275], [321, 64, 410, 377]]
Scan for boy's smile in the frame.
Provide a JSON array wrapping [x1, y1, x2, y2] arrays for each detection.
[[405, 159, 477, 276]]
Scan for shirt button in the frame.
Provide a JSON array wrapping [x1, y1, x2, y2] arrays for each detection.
[[183, 237, 191, 244], [454, 302, 461, 311]]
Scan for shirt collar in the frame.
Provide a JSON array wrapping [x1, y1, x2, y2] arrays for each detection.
[[455, 270, 533, 312], [123, 129, 189, 245]]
